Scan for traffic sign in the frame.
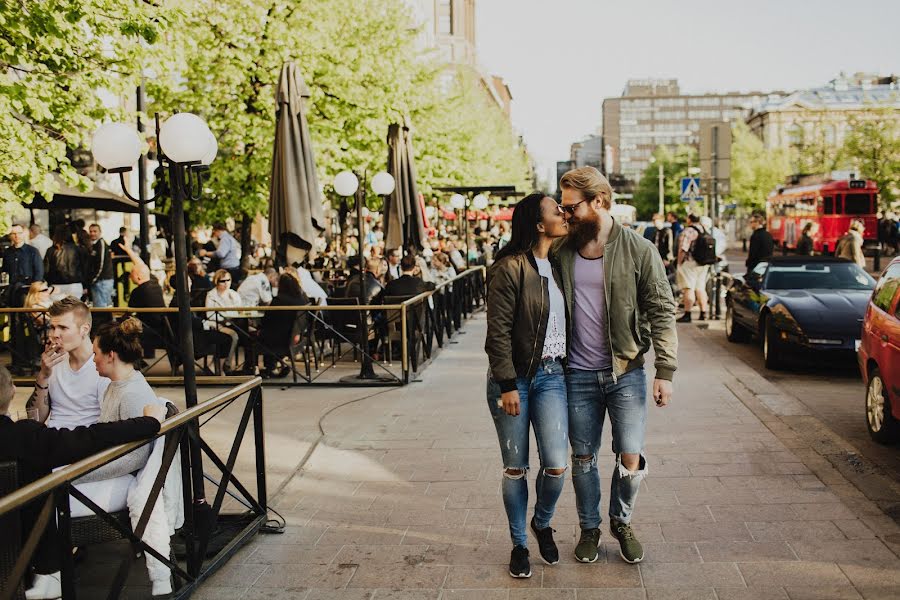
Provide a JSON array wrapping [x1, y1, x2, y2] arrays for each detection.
[[681, 177, 703, 202]]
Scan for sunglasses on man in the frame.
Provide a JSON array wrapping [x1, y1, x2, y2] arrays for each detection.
[[561, 198, 590, 215]]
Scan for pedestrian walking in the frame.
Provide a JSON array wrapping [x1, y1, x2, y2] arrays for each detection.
[[484, 192, 570, 578], [796, 222, 817, 256], [555, 167, 677, 565], [44, 224, 87, 301], [745, 213, 774, 272], [835, 220, 866, 268], [675, 214, 716, 323]]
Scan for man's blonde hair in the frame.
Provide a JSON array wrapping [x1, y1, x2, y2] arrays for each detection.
[[559, 167, 613, 209]]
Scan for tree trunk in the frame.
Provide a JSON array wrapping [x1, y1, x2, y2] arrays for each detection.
[[240, 212, 252, 270]]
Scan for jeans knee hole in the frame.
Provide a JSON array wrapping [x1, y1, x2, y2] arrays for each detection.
[[503, 468, 527, 480]]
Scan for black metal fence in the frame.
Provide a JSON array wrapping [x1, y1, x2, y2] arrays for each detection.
[[0, 378, 266, 600], [0, 267, 486, 387]]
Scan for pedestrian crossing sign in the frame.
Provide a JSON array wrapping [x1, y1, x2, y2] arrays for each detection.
[[681, 177, 703, 202]]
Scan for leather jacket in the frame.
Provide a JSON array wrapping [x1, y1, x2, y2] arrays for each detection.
[[45, 241, 86, 285]]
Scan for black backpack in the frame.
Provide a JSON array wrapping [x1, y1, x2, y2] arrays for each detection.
[[689, 225, 718, 265]]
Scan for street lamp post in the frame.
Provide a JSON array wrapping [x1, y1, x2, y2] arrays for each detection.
[[92, 112, 218, 546], [334, 169, 395, 383], [649, 156, 664, 216]]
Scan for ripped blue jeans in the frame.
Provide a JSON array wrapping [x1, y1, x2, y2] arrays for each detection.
[[567, 367, 648, 529], [487, 358, 569, 547]]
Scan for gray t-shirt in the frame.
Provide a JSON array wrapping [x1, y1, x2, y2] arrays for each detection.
[[534, 257, 566, 359], [568, 252, 613, 370]]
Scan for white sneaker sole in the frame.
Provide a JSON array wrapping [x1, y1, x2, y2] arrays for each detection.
[[509, 569, 532, 578], [619, 549, 644, 564]]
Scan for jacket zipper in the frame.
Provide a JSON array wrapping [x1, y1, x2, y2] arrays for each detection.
[[604, 243, 618, 383], [527, 274, 545, 376]]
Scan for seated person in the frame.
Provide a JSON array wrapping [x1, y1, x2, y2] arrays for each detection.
[[258, 273, 309, 378], [204, 269, 243, 374], [345, 257, 385, 305], [237, 268, 278, 307], [119, 244, 165, 358], [24, 281, 54, 327], [384, 254, 436, 297], [168, 277, 232, 374], [0, 365, 164, 600], [169, 258, 212, 307], [28, 297, 109, 429], [284, 265, 329, 306]]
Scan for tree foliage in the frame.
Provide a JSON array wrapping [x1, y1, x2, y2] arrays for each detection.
[[632, 145, 697, 220], [842, 108, 900, 209], [0, 0, 168, 223], [730, 120, 791, 212]]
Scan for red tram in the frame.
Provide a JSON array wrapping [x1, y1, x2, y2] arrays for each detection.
[[766, 179, 879, 254]]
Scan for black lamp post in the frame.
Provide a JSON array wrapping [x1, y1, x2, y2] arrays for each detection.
[[91, 111, 219, 517], [333, 169, 395, 384]]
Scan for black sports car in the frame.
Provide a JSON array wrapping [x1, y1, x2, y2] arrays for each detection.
[[725, 256, 876, 369]]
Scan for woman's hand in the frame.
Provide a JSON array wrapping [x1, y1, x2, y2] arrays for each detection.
[[500, 390, 521, 416], [143, 404, 167, 423]]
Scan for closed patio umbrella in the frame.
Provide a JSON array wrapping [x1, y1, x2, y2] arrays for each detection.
[[384, 120, 426, 252], [268, 62, 324, 263]]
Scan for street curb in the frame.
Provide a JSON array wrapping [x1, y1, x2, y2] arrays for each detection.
[[685, 320, 900, 550]]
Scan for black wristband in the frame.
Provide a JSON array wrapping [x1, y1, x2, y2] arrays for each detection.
[[34, 382, 48, 390]]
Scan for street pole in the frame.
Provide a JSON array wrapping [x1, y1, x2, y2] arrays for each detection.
[[136, 83, 151, 264], [657, 161, 664, 216], [711, 125, 722, 320], [464, 196, 470, 270]]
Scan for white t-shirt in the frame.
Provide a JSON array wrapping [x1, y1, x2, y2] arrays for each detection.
[[535, 257, 566, 359], [237, 273, 273, 307], [46, 355, 110, 429]]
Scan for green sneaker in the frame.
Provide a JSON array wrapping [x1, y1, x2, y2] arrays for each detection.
[[574, 528, 601, 563], [610, 519, 644, 564]]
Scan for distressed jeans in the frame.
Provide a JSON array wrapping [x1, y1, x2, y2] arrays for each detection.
[[487, 358, 569, 547], [567, 366, 648, 529]]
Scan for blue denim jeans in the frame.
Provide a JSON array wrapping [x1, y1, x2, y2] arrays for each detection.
[[91, 278, 114, 308], [567, 366, 648, 529], [487, 358, 569, 547]]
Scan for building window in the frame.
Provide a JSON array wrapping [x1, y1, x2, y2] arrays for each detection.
[[438, 0, 453, 34]]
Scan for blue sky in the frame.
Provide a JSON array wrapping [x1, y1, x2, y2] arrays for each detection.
[[476, 0, 900, 186]]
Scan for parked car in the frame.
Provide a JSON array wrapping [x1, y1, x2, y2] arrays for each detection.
[[725, 256, 876, 369], [858, 256, 900, 444]]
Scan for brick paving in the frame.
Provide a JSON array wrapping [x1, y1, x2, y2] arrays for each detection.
[[198, 313, 900, 600]]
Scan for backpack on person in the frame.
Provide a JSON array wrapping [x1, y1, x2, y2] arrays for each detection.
[[689, 225, 718, 265]]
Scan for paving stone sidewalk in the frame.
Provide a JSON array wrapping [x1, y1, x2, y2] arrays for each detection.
[[200, 313, 900, 600]]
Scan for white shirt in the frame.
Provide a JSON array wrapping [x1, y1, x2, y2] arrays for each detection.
[[46, 354, 110, 429], [28, 233, 52, 259], [237, 273, 273, 307], [296, 267, 328, 305], [204, 287, 243, 329], [387, 263, 401, 281], [535, 257, 566, 359]]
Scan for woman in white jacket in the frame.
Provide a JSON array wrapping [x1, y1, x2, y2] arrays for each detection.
[[204, 269, 243, 373]]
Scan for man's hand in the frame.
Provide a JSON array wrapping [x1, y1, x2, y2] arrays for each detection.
[[143, 404, 167, 423], [39, 342, 67, 381], [500, 390, 521, 416], [653, 379, 673, 407]]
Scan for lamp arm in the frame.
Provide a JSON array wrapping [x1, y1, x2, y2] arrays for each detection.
[[117, 170, 161, 205], [184, 165, 205, 201]]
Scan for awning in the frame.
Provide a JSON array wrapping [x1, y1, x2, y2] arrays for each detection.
[[24, 175, 142, 213]]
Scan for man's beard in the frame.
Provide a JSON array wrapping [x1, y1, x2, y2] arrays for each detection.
[[569, 213, 601, 249]]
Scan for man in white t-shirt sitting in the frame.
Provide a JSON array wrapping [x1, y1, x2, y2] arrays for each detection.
[[237, 268, 279, 307], [27, 296, 110, 428]]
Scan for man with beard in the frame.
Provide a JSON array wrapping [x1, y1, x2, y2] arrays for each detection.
[[553, 167, 677, 565]]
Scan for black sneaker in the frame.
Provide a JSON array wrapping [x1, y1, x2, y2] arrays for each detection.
[[676, 313, 692, 323], [509, 545, 532, 578], [530, 517, 559, 565], [698, 311, 707, 321]]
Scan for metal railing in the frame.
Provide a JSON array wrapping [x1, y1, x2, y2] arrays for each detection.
[[0, 378, 267, 600], [1, 266, 486, 387]]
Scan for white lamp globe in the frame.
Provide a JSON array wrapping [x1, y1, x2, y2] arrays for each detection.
[[333, 170, 359, 197], [371, 171, 395, 196], [200, 128, 218, 166], [473, 194, 488, 210], [91, 123, 141, 171], [159, 113, 212, 164], [449, 194, 465, 209]]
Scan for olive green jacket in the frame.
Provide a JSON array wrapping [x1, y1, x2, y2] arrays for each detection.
[[551, 219, 678, 381]]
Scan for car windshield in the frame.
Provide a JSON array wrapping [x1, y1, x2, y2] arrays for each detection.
[[764, 263, 876, 290]]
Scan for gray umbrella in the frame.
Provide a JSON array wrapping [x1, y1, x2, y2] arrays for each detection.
[[268, 62, 324, 261], [384, 119, 426, 251]]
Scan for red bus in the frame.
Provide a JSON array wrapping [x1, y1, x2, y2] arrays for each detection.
[[766, 179, 879, 254]]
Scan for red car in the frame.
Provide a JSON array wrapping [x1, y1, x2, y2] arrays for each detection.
[[859, 256, 900, 444]]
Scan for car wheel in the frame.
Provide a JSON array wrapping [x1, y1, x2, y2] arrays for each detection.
[[866, 367, 899, 445], [725, 305, 750, 343], [763, 315, 785, 370]]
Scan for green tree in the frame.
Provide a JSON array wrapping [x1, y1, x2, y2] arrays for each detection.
[[842, 108, 900, 209], [0, 0, 168, 225], [632, 145, 697, 220], [730, 120, 791, 212]]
